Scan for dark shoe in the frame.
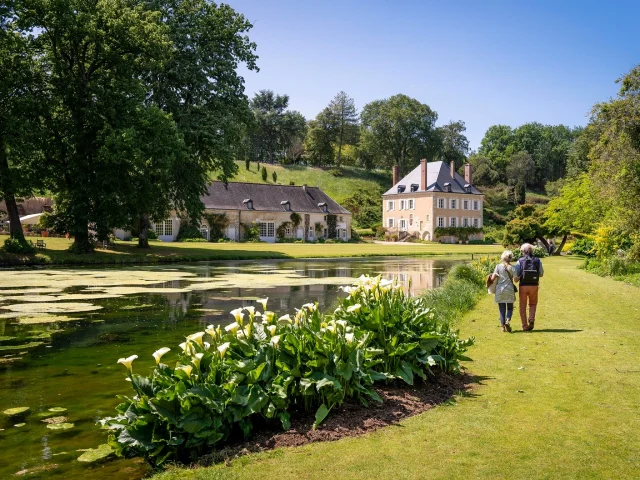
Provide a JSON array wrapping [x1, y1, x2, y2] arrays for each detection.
[[522, 325, 532, 331], [505, 321, 512, 333], [501, 325, 507, 332], [528, 320, 535, 330]]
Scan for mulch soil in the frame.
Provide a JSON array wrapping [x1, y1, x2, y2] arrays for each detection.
[[197, 373, 474, 466]]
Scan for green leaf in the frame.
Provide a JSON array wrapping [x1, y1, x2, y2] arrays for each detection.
[[395, 361, 414, 385], [313, 404, 330, 429]]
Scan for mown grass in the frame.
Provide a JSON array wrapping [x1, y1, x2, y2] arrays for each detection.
[[0, 237, 502, 267], [152, 256, 640, 480], [219, 161, 390, 204]]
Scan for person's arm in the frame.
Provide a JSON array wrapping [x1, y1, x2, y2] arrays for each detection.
[[539, 260, 544, 277], [513, 262, 521, 282], [490, 264, 500, 282]]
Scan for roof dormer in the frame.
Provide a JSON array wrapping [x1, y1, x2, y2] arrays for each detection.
[[443, 182, 452, 193], [281, 200, 291, 211], [318, 202, 328, 213], [243, 198, 254, 210], [397, 185, 406, 193], [410, 183, 419, 192]]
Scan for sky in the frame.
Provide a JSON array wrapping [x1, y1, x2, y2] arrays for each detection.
[[226, 0, 640, 151]]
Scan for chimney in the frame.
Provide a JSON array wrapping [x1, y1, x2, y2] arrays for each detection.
[[464, 163, 472, 184], [450, 161, 456, 179], [420, 159, 427, 191], [392, 165, 400, 186]]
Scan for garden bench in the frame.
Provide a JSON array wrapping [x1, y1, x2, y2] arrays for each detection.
[[100, 240, 117, 250], [36, 239, 46, 249]]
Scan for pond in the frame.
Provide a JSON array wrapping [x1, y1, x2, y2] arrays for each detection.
[[0, 257, 462, 478]]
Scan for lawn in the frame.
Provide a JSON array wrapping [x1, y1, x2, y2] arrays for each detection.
[[219, 161, 391, 204], [153, 256, 640, 480], [0, 237, 503, 266]]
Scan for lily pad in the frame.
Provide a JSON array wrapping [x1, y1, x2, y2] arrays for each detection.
[[14, 463, 59, 476], [77, 444, 114, 463], [41, 416, 68, 424], [1, 303, 102, 314], [19, 315, 83, 324], [121, 304, 154, 310], [3, 407, 30, 416], [0, 342, 44, 352], [48, 407, 67, 413], [46, 422, 74, 431], [14, 423, 26, 427]]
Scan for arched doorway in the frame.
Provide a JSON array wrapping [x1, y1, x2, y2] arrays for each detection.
[[422, 231, 431, 241]]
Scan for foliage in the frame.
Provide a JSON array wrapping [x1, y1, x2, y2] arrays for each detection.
[[241, 223, 260, 242], [245, 158, 250, 170], [569, 237, 595, 256], [177, 223, 203, 242], [272, 171, 277, 183], [102, 276, 473, 465], [276, 221, 292, 240], [327, 214, 337, 239], [2, 237, 36, 254], [514, 181, 526, 205], [434, 121, 469, 170], [203, 213, 229, 242], [261, 166, 268, 181], [360, 94, 438, 173], [341, 189, 382, 229], [289, 212, 302, 230], [593, 227, 631, 259], [329, 92, 360, 168], [434, 227, 482, 242], [512, 246, 548, 259], [502, 204, 549, 247]]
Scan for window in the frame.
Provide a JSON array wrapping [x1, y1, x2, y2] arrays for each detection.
[[450, 217, 457, 227], [426, 214, 430, 221], [450, 199, 457, 209], [437, 198, 445, 209], [462, 217, 469, 227], [258, 222, 275, 237], [437, 217, 445, 228], [387, 218, 394, 228], [163, 219, 173, 236], [400, 200, 406, 210], [285, 225, 292, 236], [463, 200, 469, 210], [409, 213, 414, 226], [339, 216, 343, 221], [200, 225, 209, 241], [324, 228, 328, 237], [473, 218, 479, 228], [309, 226, 314, 237], [387, 200, 395, 211], [399, 219, 407, 231], [408, 199, 415, 210], [343, 229, 347, 240], [473, 200, 479, 210]]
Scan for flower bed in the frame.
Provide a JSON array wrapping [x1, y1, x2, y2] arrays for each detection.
[[101, 275, 473, 466]]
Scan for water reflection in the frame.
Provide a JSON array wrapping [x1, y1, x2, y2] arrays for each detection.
[[0, 257, 463, 480]]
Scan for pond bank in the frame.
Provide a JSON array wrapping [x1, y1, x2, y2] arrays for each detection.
[[0, 237, 502, 268], [152, 256, 640, 480]]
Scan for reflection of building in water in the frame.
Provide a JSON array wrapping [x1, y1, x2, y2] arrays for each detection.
[[381, 259, 453, 295]]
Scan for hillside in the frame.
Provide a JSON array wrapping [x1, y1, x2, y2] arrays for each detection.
[[216, 161, 391, 204]]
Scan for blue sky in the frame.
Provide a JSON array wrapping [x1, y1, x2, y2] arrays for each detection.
[[227, 0, 640, 150]]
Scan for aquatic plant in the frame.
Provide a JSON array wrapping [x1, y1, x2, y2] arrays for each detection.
[[101, 276, 473, 466]]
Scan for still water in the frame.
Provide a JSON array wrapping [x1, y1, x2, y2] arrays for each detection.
[[0, 257, 460, 478]]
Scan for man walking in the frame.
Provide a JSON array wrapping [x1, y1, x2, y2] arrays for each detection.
[[514, 243, 544, 331]]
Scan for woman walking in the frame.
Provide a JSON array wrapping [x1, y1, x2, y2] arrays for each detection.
[[490, 250, 517, 332]]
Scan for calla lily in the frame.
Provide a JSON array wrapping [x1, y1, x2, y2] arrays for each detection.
[[270, 335, 281, 347], [117, 355, 138, 373], [246, 323, 253, 338], [347, 303, 362, 313], [345, 333, 355, 343], [262, 311, 275, 324], [230, 308, 245, 326], [187, 332, 205, 347], [267, 325, 277, 336], [205, 325, 216, 339], [335, 320, 348, 328], [217, 342, 230, 357], [192, 353, 204, 369], [244, 306, 256, 315], [301, 303, 316, 311], [179, 342, 193, 356], [326, 325, 336, 334], [152, 348, 170, 365], [257, 297, 268, 310], [225, 322, 240, 334], [278, 314, 292, 324], [175, 365, 193, 377]]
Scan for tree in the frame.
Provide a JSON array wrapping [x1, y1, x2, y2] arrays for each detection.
[[328, 91, 359, 168], [467, 154, 499, 186], [304, 108, 337, 166], [249, 90, 306, 164], [272, 171, 277, 182], [506, 151, 535, 186], [261, 165, 267, 181], [435, 120, 469, 170], [503, 204, 549, 248], [514, 181, 526, 205], [478, 125, 515, 177], [0, 10, 46, 251], [360, 94, 438, 174]]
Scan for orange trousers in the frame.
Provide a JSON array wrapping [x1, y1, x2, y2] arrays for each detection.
[[518, 285, 539, 327]]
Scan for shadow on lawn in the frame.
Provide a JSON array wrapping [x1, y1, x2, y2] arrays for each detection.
[[512, 328, 583, 334], [196, 373, 480, 466]]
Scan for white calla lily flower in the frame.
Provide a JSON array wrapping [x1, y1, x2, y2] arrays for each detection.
[[230, 308, 245, 326], [267, 325, 277, 336], [345, 333, 355, 343], [187, 332, 205, 347], [335, 320, 348, 328], [244, 306, 256, 315], [270, 335, 281, 347], [205, 325, 216, 338], [278, 314, 292, 324], [176, 365, 193, 377], [347, 303, 362, 313], [203, 342, 211, 351], [257, 298, 269, 310], [263, 311, 275, 324], [217, 342, 230, 357], [192, 353, 204, 369], [225, 322, 240, 334], [152, 348, 170, 365], [326, 325, 336, 334], [117, 355, 138, 373], [301, 302, 316, 311]]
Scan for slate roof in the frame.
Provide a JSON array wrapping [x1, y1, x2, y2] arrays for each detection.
[[383, 161, 482, 196], [202, 182, 350, 215]]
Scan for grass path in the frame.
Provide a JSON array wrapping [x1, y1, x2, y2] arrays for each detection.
[[155, 256, 640, 480]]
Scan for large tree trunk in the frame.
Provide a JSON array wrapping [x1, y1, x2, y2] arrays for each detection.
[[536, 236, 550, 250], [138, 214, 151, 249], [70, 222, 93, 253], [0, 148, 29, 248], [554, 234, 568, 256]]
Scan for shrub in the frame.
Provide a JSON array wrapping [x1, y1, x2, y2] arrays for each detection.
[[102, 276, 473, 466], [245, 158, 250, 170], [272, 171, 277, 182], [147, 229, 159, 240], [177, 223, 203, 242], [182, 238, 208, 243], [241, 222, 260, 242], [448, 263, 484, 287], [2, 237, 36, 254], [289, 181, 295, 186], [261, 166, 268, 181], [570, 237, 595, 256], [375, 225, 386, 239]]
